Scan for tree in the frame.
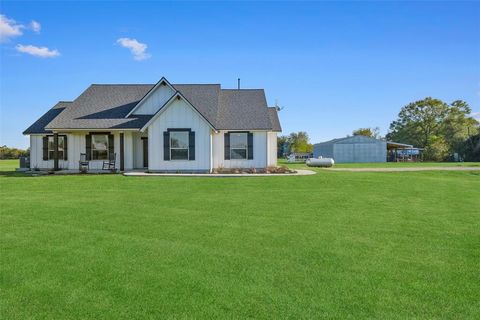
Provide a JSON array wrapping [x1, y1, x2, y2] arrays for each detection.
[[463, 133, 480, 162], [288, 131, 313, 153], [0, 145, 29, 159], [387, 97, 449, 148], [352, 127, 381, 139], [441, 100, 478, 157], [386, 97, 479, 161], [277, 135, 289, 157]]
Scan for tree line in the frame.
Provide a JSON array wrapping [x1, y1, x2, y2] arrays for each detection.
[[278, 97, 480, 161], [0, 146, 29, 160], [386, 98, 479, 161]]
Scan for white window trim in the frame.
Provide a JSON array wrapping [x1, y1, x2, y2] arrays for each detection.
[[230, 132, 248, 160], [47, 135, 65, 160], [91, 134, 109, 161], [169, 131, 189, 161]]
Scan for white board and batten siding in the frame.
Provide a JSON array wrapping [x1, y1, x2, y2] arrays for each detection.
[[132, 132, 148, 169], [29, 133, 125, 170], [148, 98, 211, 171], [132, 84, 175, 115], [212, 131, 269, 169], [30, 135, 69, 170], [267, 132, 277, 167]]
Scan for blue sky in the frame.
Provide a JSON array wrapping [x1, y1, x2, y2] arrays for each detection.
[[1, 1, 479, 149]]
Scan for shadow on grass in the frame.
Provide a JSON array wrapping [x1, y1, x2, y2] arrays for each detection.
[[0, 170, 46, 178], [0, 170, 121, 178]]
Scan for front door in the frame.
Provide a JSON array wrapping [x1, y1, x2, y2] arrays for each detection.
[[142, 138, 148, 168]]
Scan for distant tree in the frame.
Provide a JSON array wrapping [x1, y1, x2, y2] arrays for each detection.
[[387, 97, 449, 148], [352, 127, 381, 139], [386, 97, 479, 160], [0, 145, 29, 159], [277, 135, 289, 157], [463, 133, 480, 162], [441, 100, 478, 157], [288, 131, 313, 153]]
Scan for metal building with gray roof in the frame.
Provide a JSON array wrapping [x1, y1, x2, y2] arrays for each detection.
[[314, 136, 387, 163], [314, 135, 418, 163]]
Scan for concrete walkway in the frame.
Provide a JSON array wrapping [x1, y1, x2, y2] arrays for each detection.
[[124, 169, 316, 177], [323, 167, 480, 172]]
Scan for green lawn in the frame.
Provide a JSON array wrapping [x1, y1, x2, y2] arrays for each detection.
[[1, 160, 479, 319], [279, 158, 480, 169]]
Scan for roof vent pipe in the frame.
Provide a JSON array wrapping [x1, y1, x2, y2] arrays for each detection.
[[237, 78, 240, 90]]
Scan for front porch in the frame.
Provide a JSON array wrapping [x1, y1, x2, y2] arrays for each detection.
[[34, 130, 148, 172]]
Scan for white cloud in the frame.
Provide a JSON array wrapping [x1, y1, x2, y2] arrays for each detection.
[[116, 37, 151, 61], [0, 14, 24, 42], [471, 112, 480, 122], [15, 44, 60, 58], [30, 20, 41, 33]]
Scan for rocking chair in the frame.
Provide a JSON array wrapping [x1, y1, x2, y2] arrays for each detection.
[[102, 153, 116, 171], [79, 153, 89, 172]]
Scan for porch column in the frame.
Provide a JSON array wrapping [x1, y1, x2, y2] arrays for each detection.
[[120, 132, 125, 171], [53, 132, 59, 171]]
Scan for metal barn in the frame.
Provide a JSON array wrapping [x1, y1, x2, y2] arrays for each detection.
[[313, 136, 387, 163]]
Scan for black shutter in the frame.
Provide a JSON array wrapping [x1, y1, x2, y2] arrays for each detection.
[[108, 134, 114, 157], [42, 136, 48, 160], [224, 132, 230, 160], [163, 131, 170, 161], [189, 131, 195, 160], [85, 134, 92, 160], [247, 132, 253, 160], [63, 136, 68, 160]]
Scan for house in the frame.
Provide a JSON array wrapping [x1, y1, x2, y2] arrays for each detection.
[[23, 77, 282, 172], [313, 135, 416, 163]]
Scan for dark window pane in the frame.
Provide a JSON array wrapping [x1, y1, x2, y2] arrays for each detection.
[[58, 136, 64, 149], [91, 134, 109, 160], [93, 150, 108, 160], [171, 149, 188, 160], [231, 149, 247, 159], [230, 133, 247, 149], [170, 131, 189, 148]]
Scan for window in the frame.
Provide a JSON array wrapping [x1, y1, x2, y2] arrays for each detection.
[[230, 132, 248, 159], [47, 136, 65, 160], [92, 134, 109, 160], [170, 131, 189, 160]]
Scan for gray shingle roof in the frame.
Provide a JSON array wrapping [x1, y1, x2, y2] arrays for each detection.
[[217, 89, 272, 130], [23, 101, 72, 134], [25, 82, 279, 133], [172, 84, 220, 128], [45, 85, 153, 130], [268, 107, 282, 132]]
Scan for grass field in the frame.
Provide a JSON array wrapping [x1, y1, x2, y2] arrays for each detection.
[[278, 159, 480, 169], [1, 159, 479, 319]]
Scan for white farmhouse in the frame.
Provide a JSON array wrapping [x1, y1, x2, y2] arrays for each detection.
[[23, 77, 281, 172]]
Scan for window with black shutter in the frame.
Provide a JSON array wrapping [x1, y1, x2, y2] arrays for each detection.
[[89, 134, 109, 160], [164, 129, 195, 161], [43, 135, 67, 160], [226, 132, 253, 160]]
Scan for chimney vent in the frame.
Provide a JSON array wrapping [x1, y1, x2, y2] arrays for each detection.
[[237, 78, 240, 90]]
